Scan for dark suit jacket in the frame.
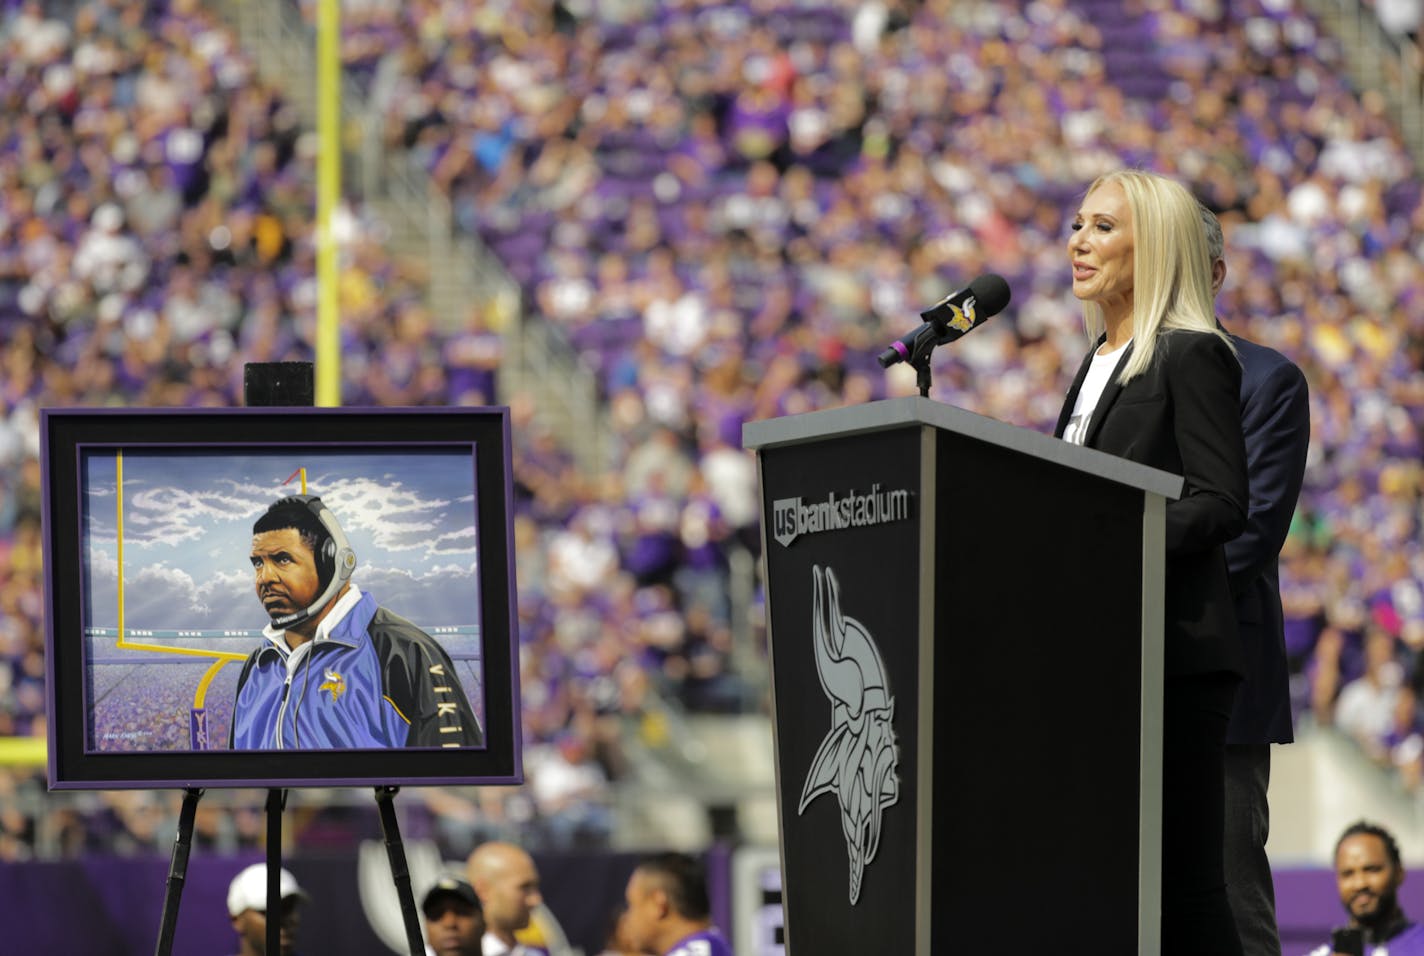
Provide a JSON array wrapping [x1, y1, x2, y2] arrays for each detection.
[[1224, 334, 1310, 745], [1054, 329, 1249, 678]]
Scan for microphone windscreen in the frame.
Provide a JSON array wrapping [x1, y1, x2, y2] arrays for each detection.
[[968, 274, 1011, 318]]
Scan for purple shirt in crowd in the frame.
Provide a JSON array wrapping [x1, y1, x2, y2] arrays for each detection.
[[1307, 922, 1424, 956], [663, 927, 733, 956]]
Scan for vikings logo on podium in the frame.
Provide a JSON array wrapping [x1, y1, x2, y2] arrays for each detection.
[[798, 564, 900, 905]]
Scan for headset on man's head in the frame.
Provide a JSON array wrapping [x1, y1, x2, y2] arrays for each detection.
[[265, 494, 357, 630]]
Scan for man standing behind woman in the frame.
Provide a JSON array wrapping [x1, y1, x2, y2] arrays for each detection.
[[1202, 205, 1311, 956], [1056, 168, 1248, 955]]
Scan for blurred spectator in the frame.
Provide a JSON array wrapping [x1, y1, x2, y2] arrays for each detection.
[[226, 862, 309, 956], [1334, 627, 1409, 756], [620, 852, 732, 956], [1305, 821, 1424, 956], [466, 841, 549, 956], [594, 905, 638, 956], [423, 877, 485, 956], [1383, 686, 1424, 791], [524, 733, 614, 849]]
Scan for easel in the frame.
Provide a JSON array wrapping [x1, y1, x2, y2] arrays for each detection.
[[152, 362, 428, 956]]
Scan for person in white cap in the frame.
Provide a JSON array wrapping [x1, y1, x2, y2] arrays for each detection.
[[226, 862, 309, 956]]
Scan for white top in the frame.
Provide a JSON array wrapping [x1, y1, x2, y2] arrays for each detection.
[[260, 583, 364, 664], [1062, 340, 1131, 446], [482, 932, 540, 956], [1335, 665, 1404, 744]]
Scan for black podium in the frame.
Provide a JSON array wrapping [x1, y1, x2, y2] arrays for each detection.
[[743, 396, 1183, 954]]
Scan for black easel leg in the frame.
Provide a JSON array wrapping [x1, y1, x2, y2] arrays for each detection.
[[266, 788, 286, 956], [153, 788, 204, 956], [376, 786, 426, 956]]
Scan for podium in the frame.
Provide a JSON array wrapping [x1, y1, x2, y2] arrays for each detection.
[[743, 397, 1183, 954]]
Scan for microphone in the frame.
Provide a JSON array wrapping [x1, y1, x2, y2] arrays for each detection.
[[877, 273, 1011, 368]]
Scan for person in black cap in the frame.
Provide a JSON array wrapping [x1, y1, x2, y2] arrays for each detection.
[[423, 876, 485, 956]]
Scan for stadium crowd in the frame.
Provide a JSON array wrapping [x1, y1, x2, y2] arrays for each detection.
[[1, 0, 1423, 861]]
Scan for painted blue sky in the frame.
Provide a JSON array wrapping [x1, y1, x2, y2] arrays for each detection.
[[81, 448, 483, 630]]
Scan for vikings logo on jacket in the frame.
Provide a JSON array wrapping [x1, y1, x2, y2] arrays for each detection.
[[318, 669, 346, 702]]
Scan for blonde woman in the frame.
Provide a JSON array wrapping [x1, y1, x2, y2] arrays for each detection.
[[1055, 169, 1248, 956]]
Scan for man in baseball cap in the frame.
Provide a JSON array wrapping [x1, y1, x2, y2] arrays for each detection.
[[422, 876, 484, 956], [227, 862, 309, 956]]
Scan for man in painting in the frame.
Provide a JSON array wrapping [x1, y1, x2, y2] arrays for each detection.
[[229, 494, 483, 750]]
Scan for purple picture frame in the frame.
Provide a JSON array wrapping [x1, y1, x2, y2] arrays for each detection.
[[41, 407, 523, 789]]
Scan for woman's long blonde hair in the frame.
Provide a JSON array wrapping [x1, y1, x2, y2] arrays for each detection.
[[1078, 169, 1234, 382]]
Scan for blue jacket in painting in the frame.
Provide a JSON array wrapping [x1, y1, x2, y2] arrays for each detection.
[[229, 587, 483, 750]]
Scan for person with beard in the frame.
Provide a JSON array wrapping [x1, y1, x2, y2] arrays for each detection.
[[230, 494, 482, 749], [1308, 821, 1424, 955]]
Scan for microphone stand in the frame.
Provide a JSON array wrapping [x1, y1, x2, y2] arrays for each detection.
[[906, 318, 948, 398], [912, 353, 933, 398]]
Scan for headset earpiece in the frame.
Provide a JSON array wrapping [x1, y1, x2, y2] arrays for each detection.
[[318, 530, 338, 588]]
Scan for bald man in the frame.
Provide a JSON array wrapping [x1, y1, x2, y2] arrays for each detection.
[[466, 842, 545, 956]]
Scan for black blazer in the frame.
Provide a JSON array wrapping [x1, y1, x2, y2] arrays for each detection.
[[1054, 329, 1249, 678], [1225, 335, 1310, 745]]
